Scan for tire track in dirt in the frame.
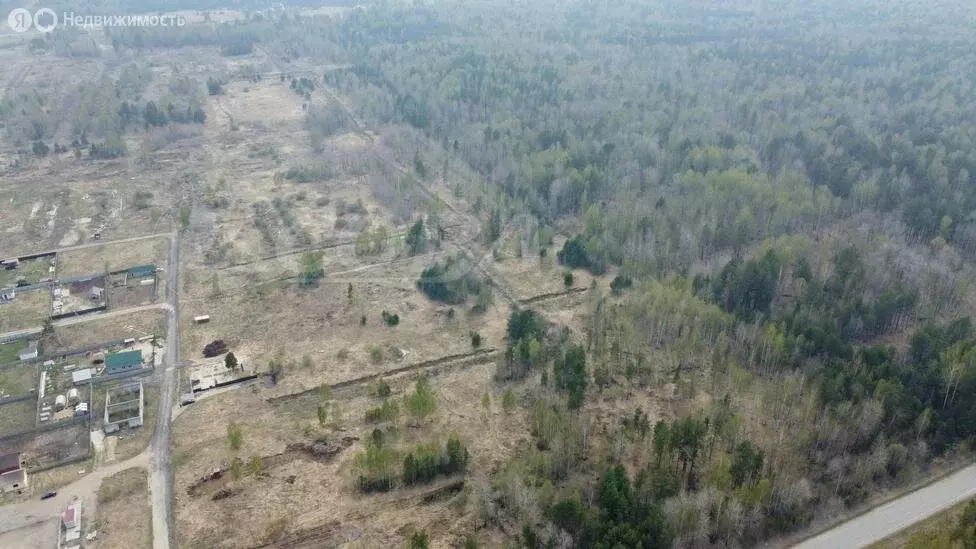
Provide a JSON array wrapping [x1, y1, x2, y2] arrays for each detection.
[[247, 477, 466, 549], [216, 223, 466, 271], [267, 348, 501, 405], [520, 287, 588, 305]]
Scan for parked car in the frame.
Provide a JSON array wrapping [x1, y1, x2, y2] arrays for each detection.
[[40, 490, 57, 500]]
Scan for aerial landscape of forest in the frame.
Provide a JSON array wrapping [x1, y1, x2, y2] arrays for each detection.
[[1, 0, 976, 548]]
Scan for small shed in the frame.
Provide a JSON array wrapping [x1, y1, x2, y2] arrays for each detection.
[[71, 369, 92, 384], [1, 258, 18, 270], [194, 315, 210, 324]]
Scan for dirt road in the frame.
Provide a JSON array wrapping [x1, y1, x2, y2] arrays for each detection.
[[149, 231, 180, 549]]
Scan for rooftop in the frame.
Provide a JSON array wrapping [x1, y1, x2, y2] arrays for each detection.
[[0, 452, 21, 474], [105, 350, 142, 370], [127, 264, 156, 278]]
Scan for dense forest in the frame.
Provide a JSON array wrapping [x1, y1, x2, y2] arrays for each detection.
[[317, 1, 976, 546], [6, 0, 976, 546]]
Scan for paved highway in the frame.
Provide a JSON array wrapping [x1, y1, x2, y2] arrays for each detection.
[[792, 463, 976, 549]]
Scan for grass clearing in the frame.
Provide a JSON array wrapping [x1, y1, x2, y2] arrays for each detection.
[[56, 237, 168, 278], [48, 309, 166, 352], [0, 398, 37, 433], [95, 467, 152, 549], [0, 341, 21, 364], [0, 364, 34, 396], [0, 289, 50, 332], [0, 258, 53, 288]]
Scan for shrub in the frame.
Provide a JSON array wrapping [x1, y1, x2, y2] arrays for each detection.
[[206, 76, 224, 95], [557, 235, 606, 275], [355, 437, 396, 493], [364, 399, 399, 423], [409, 531, 429, 549], [227, 422, 243, 450], [369, 347, 384, 364], [470, 331, 482, 349], [133, 190, 153, 210], [405, 376, 437, 421], [381, 310, 400, 326], [402, 436, 469, 486], [376, 380, 392, 398], [610, 275, 633, 294], [417, 254, 483, 304], [502, 390, 516, 412]]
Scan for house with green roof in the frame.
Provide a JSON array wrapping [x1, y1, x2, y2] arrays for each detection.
[[105, 349, 143, 373], [127, 264, 156, 278]]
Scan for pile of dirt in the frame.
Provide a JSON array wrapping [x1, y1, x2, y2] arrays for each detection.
[[285, 436, 358, 461]]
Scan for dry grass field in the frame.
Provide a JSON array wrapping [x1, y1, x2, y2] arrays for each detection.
[[0, 399, 36, 434], [95, 467, 153, 549], [172, 357, 536, 549], [0, 519, 59, 549], [0, 289, 50, 332], [47, 309, 167, 352], [0, 363, 36, 397], [56, 237, 169, 278]]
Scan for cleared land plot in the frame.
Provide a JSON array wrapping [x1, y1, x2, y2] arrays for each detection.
[[106, 274, 157, 308], [47, 309, 166, 353], [174, 358, 529, 549], [490, 249, 599, 301], [95, 467, 152, 549], [0, 289, 51, 332], [0, 341, 21, 364], [0, 258, 53, 288], [0, 519, 59, 549], [0, 363, 35, 396], [179, 253, 509, 398], [0, 421, 89, 471], [56, 237, 168, 278], [220, 79, 308, 125], [0, 398, 37, 434]]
